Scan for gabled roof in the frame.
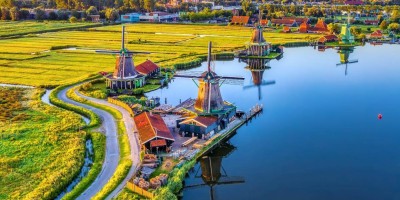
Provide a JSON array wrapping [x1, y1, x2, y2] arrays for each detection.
[[282, 17, 309, 24], [135, 60, 159, 75], [150, 139, 167, 147], [134, 112, 174, 144], [180, 116, 218, 128], [231, 16, 250, 24], [271, 19, 297, 26]]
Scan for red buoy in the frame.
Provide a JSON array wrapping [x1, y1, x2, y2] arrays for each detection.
[[378, 114, 382, 120]]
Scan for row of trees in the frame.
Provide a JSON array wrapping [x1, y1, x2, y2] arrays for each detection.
[[180, 8, 233, 22]]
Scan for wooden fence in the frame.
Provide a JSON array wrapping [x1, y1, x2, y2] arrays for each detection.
[[107, 97, 134, 117], [126, 182, 154, 199]]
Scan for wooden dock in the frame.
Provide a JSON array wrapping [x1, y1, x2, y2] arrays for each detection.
[[196, 104, 263, 159]]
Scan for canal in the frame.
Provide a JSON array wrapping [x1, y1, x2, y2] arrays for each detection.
[[147, 44, 400, 200]]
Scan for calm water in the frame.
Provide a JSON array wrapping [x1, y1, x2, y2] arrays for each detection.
[[147, 44, 400, 200]]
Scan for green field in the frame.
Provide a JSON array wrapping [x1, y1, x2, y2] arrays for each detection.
[[0, 22, 320, 87], [0, 87, 86, 200]]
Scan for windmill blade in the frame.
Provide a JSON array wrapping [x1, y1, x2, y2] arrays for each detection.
[[243, 85, 257, 90], [126, 51, 151, 54], [348, 59, 358, 63], [260, 80, 276, 86], [216, 176, 245, 185], [95, 50, 120, 54], [184, 182, 209, 189]]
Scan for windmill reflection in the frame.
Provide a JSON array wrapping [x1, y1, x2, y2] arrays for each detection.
[[184, 142, 244, 200], [241, 58, 276, 100], [336, 47, 358, 76]]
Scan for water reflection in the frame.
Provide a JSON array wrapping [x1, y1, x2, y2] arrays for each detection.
[[184, 141, 244, 200], [241, 58, 276, 100], [336, 47, 358, 76]]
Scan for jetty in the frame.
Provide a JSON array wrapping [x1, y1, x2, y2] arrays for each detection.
[[196, 104, 263, 159]]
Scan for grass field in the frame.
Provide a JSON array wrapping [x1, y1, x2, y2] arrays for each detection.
[[0, 87, 86, 200], [0, 22, 321, 87], [0, 21, 101, 37]]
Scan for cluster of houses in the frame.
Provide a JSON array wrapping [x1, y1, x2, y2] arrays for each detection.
[[121, 12, 179, 23]]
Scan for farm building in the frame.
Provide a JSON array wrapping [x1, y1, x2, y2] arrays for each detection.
[[318, 35, 339, 44], [134, 111, 175, 151], [230, 16, 250, 26], [271, 19, 298, 27], [135, 60, 160, 78], [369, 30, 383, 39], [121, 13, 141, 23], [299, 19, 328, 33], [179, 116, 218, 139], [140, 12, 179, 22], [282, 17, 309, 24], [283, 26, 291, 33], [364, 20, 379, 25]]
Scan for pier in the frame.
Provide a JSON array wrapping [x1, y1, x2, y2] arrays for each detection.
[[196, 104, 263, 159]]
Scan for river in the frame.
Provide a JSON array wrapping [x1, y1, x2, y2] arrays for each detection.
[[147, 44, 400, 200]]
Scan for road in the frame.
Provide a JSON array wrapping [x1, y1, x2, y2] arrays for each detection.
[[58, 85, 140, 199], [72, 88, 141, 199]]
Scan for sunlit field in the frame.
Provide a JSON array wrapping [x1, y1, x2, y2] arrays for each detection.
[[0, 87, 86, 199], [0, 22, 320, 87]]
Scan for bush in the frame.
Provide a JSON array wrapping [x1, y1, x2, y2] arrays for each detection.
[[18, 9, 30, 19], [69, 16, 78, 23], [35, 8, 46, 20], [71, 10, 81, 19], [57, 10, 69, 20], [86, 6, 98, 15], [132, 88, 144, 95], [48, 11, 58, 20]]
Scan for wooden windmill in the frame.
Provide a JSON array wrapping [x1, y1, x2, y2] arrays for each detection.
[[184, 142, 244, 200], [242, 58, 276, 100], [336, 47, 358, 76], [97, 26, 150, 90], [173, 42, 245, 114]]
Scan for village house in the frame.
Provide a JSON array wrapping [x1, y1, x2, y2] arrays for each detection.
[[121, 13, 141, 23], [134, 111, 175, 152], [179, 116, 218, 139], [364, 20, 379, 25], [271, 19, 298, 27], [318, 34, 339, 44], [299, 18, 328, 33], [230, 16, 250, 26], [135, 60, 161, 78], [368, 30, 384, 39]]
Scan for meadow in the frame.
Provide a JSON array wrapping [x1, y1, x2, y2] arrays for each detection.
[[0, 22, 320, 87], [0, 87, 86, 200]]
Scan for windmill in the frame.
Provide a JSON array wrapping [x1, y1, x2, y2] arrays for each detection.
[[184, 142, 244, 200], [242, 58, 276, 100], [97, 26, 150, 90], [173, 41, 245, 114], [336, 47, 358, 76], [246, 12, 271, 57]]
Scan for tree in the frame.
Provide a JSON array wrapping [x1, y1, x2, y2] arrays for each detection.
[[105, 8, 119, 21], [1, 7, 10, 20], [0, 0, 15, 8], [69, 16, 77, 23], [388, 22, 399, 32], [86, 5, 98, 15], [18, 9, 30, 19], [350, 26, 361, 36], [48, 11, 58, 20], [327, 23, 341, 34], [57, 10, 69, 20], [9, 6, 18, 21], [34, 8, 46, 20], [241, 0, 254, 16], [390, 9, 399, 22], [380, 20, 388, 30], [143, 0, 154, 12]]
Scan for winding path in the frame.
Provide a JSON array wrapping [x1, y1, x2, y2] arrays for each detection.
[[57, 86, 140, 199]]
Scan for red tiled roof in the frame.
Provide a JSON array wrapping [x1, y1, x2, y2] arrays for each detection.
[[299, 21, 311, 33], [194, 116, 217, 126], [260, 19, 269, 26], [150, 139, 167, 147], [271, 19, 297, 26], [370, 30, 383, 38], [324, 35, 338, 40], [134, 112, 174, 144], [314, 19, 328, 32], [283, 26, 291, 32], [135, 60, 159, 75], [282, 17, 309, 24], [231, 16, 250, 24]]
